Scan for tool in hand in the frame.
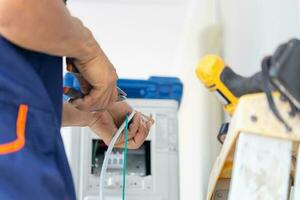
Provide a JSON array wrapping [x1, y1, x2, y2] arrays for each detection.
[[64, 58, 127, 102], [63, 86, 85, 99], [64, 58, 153, 123]]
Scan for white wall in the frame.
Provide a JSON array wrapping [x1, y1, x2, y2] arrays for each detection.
[[68, 0, 186, 78], [66, 1, 222, 200], [221, 0, 300, 75], [174, 0, 223, 199]]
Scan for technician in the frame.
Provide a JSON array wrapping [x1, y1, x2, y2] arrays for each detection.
[[0, 0, 153, 199]]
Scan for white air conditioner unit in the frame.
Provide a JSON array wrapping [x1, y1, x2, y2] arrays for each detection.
[[62, 99, 180, 200]]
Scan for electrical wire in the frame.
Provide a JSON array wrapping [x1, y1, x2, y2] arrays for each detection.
[[99, 111, 136, 200], [122, 115, 129, 200]]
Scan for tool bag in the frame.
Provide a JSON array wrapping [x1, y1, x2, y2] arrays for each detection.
[[262, 38, 300, 131]]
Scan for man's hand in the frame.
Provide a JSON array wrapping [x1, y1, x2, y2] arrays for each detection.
[[89, 103, 154, 149], [62, 102, 154, 149], [70, 42, 119, 112], [65, 18, 119, 112]]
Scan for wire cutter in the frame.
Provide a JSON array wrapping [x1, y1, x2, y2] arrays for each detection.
[[63, 58, 127, 101]]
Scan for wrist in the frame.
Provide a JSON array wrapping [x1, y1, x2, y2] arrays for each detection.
[[88, 111, 105, 128], [70, 17, 102, 63], [74, 40, 116, 79], [77, 38, 100, 64], [62, 102, 96, 127]]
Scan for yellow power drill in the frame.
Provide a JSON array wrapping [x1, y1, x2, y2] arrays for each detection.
[[195, 55, 264, 115], [196, 55, 264, 143]]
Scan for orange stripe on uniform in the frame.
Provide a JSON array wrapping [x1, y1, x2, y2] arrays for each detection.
[[0, 104, 28, 155]]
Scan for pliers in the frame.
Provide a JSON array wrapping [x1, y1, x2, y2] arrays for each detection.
[[63, 58, 127, 102]]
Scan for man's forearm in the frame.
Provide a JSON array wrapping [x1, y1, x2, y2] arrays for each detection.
[[0, 0, 99, 60], [62, 102, 95, 127]]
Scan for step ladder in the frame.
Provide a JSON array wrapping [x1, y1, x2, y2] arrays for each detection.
[[207, 93, 300, 200]]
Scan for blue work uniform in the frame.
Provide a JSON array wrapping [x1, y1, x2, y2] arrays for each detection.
[[0, 37, 76, 200]]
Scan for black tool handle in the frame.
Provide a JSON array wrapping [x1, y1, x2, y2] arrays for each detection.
[[66, 58, 80, 74], [220, 67, 264, 97]]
